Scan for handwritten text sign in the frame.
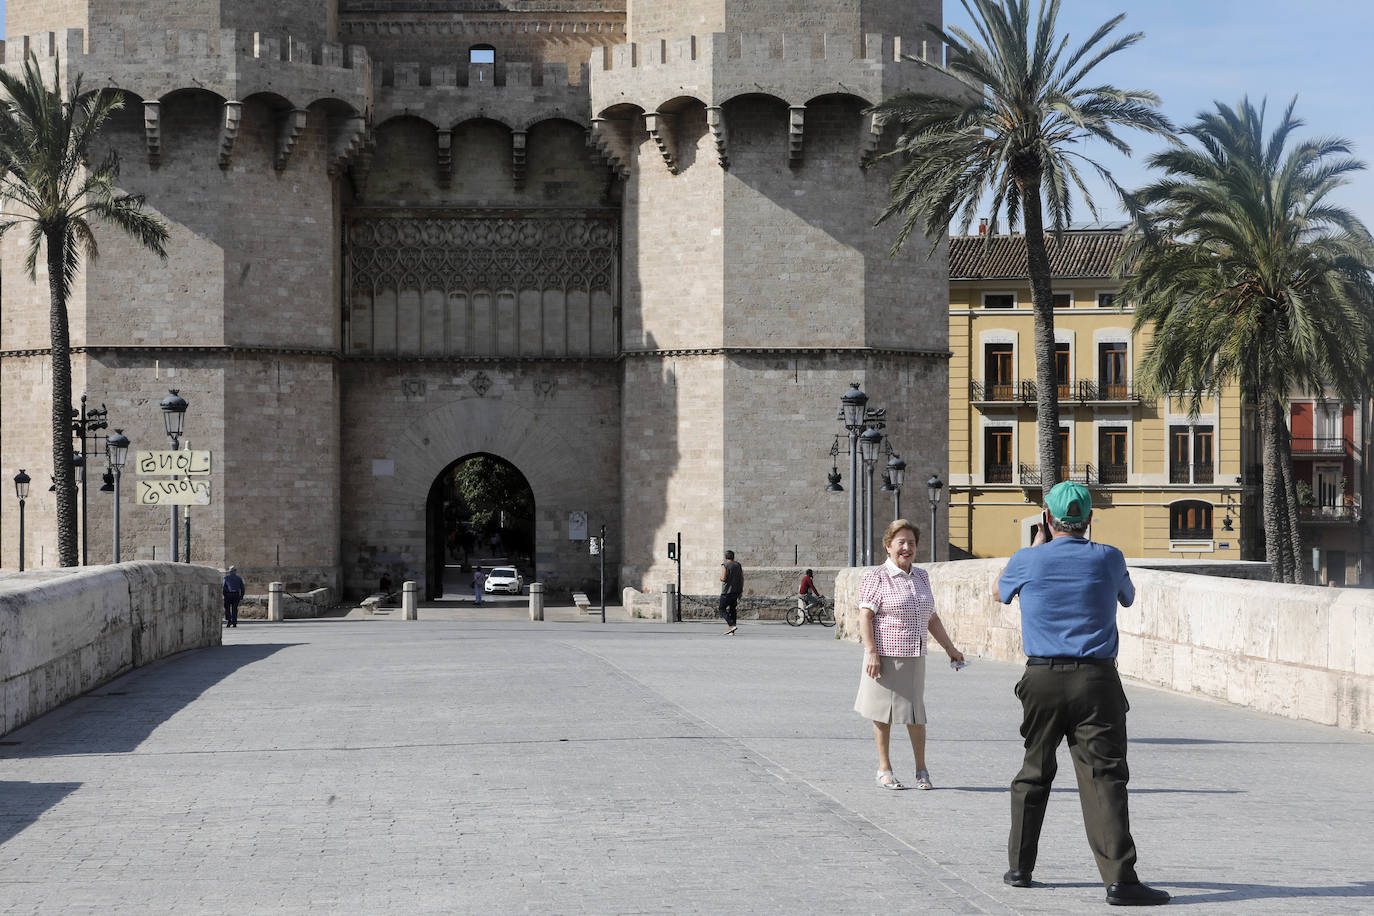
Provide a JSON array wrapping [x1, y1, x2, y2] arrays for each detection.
[[135, 450, 212, 476], [136, 479, 212, 506]]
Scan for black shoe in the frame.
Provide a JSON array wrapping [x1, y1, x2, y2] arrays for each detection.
[[1003, 870, 1034, 888], [1106, 882, 1170, 906]]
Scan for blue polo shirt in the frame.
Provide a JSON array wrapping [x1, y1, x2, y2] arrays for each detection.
[[998, 536, 1135, 659]]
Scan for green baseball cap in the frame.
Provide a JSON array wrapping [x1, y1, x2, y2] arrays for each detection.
[[1045, 480, 1092, 524]]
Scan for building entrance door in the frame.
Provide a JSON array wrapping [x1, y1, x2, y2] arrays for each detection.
[[424, 453, 535, 600]]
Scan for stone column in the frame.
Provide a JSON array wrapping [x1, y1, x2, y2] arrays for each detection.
[[402, 580, 418, 620], [662, 583, 676, 623], [268, 582, 283, 621], [528, 582, 545, 621]]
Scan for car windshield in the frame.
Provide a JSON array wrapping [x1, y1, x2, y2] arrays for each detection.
[[491, 568, 516, 577]]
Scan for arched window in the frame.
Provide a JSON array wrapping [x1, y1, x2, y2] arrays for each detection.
[[469, 45, 495, 65], [1169, 500, 1213, 540]]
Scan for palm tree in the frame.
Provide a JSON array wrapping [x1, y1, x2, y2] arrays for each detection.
[[1121, 98, 1374, 583], [871, 0, 1172, 490], [0, 53, 169, 566]]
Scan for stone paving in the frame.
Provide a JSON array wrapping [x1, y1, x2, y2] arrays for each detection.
[[1, 606, 1373, 914]]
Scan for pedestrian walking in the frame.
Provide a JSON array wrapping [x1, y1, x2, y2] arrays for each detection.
[[854, 520, 964, 791], [472, 567, 487, 605], [222, 565, 245, 628], [719, 550, 743, 635], [997, 481, 1169, 906]]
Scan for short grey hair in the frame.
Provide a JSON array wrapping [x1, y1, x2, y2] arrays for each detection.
[[1050, 514, 1089, 535]]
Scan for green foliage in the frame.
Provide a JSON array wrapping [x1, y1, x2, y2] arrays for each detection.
[[452, 456, 534, 535]]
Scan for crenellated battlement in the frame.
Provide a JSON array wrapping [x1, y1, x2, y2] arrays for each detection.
[[0, 27, 373, 115], [590, 31, 952, 113], [373, 59, 591, 133]]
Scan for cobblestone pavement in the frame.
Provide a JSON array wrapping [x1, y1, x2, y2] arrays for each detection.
[[2, 610, 1372, 914]]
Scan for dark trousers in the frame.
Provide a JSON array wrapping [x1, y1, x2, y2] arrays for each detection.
[[1009, 661, 1139, 886], [718, 592, 739, 627], [223, 595, 240, 626]]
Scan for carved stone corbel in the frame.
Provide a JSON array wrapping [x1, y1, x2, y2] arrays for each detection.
[[328, 115, 368, 177], [349, 129, 377, 198], [274, 108, 309, 171], [860, 111, 885, 165], [641, 111, 677, 174], [436, 129, 452, 187], [217, 101, 242, 169], [143, 101, 161, 167], [706, 106, 729, 169], [788, 105, 805, 166], [511, 130, 527, 188], [588, 118, 631, 180]]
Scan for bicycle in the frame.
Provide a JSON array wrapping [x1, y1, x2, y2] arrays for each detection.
[[786, 594, 835, 627]]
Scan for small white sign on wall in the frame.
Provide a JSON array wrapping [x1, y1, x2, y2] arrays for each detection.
[[372, 459, 395, 477], [568, 511, 588, 540]]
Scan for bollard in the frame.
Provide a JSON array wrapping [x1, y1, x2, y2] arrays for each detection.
[[662, 583, 676, 623], [268, 582, 284, 621], [402, 580, 418, 620], [528, 582, 544, 621]]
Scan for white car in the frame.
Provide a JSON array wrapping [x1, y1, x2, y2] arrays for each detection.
[[484, 567, 524, 595]]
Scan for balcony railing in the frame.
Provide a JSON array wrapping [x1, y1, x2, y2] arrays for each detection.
[[1169, 463, 1215, 484], [1097, 463, 1129, 484], [1298, 504, 1359, 523], [1169, 527, 1214, 540], [1077, 380, 1140, 403], [1018, 463, 1098, 487], [1019, 381, 1078, 402], [985, 463, 1014, 483], [970, 380, 1035, 403], [1290, 437, 1349, 456]]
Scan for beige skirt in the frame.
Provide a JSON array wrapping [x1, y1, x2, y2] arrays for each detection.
[[854, 655, 927, 724]]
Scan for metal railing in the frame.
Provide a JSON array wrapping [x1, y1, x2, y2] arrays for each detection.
[[1289, 437, 1349, 456], [1298, 504, 1359, 523], [1097, 463, 1129, 484], [970, 380, 1035, 403], [1017, 463, 1098, 486], [1077, 380, 1139, 402], [1169, 463, 1215, 484], [985, 463, 1014, 483], [1169, 527, 1214, 540], [1020, 381, 1078, 402]]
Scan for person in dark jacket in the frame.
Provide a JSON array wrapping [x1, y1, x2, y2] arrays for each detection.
[[222, 566, 245, 628], [719, 550, 744, 635]]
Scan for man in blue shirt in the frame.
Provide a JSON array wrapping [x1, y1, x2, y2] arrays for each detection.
[[222, 566, 245, 628], [997, 481, 1168, 907]]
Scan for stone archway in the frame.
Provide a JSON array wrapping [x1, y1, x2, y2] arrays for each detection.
[[423, 453, 536, 599]]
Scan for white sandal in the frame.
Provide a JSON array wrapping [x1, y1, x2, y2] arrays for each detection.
[[875, 770, 906, 790], [912, 770, 933, 790]]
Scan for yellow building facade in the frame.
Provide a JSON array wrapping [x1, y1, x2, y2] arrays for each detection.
[[948, 229, 1251, 559]]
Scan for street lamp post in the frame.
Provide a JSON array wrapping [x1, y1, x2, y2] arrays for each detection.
[[106, 430, 130, 563], [882, 452, 906, 521], [926, 474, 943, 563], [14, 469, 31, 570], [160, 390, 188, 563], [71, 393, 108, 565], [859, 426, 883, 565], [840, 383, 868, 567]]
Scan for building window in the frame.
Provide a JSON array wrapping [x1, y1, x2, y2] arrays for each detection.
[[985, 343, 1015, 400], [982, 292, 1016, 309], [1169, 424, 1214, 483], [1053, 292, 1072, 309], [1097, 291, 1117, 308], [985, 427, 1013, 483], [1099, 426, 1127, 483], [1098, 342, 1128, 399], [470, 45, 496, 64], [1169, 500, 1213, 539], [1055, 342, 1071, 399]]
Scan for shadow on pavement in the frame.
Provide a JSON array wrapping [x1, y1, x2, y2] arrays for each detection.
[[942, 786, 1245, 794], [0, 643, 299, 759], [0, 781, 81, 846], [1144, 881, 1374, 905]]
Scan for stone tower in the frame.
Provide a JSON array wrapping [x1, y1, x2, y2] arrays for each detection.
[[592, 0, 955, 593], [0, 0, 954, 599]]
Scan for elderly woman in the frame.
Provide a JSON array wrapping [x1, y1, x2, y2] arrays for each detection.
[[855, 518, 965, 790]]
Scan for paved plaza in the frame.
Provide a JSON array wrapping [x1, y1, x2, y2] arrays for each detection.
[[1, 605, 1372, 914]]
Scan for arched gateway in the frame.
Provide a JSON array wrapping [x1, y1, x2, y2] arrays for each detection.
[[424, 453, 536, 600]]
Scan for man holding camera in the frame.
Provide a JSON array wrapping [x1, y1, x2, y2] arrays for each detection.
[[997, 481, 1169, 907]]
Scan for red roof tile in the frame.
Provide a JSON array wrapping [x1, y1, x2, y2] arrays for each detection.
[[948, 230, 1128, 280]]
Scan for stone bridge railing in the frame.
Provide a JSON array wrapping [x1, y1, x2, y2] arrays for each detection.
[[835, 559, 1374, 735], [0, 563, 221, 736]]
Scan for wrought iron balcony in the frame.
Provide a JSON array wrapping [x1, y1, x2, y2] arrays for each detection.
[[1018, 463, 1098, 487], [1289, 437, 1349, 457], [1077, 380, 1140, 403], [1298, 503, 1360, 523], [985, 463, 1014, 484], [1169, 526, 1214, 540], [1020, 381, 1077, 402], [970, 380, 1035, 404], [1169, 463, 1215, 484], [1097, 463, 1129, 484]]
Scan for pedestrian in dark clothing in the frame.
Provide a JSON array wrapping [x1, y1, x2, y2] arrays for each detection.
[[997, 481, 1169, 907], [719, 550, 743, 635], [473, 567, 487, 605], [222, 566, 245, 628], [379, 572, 393, 596]]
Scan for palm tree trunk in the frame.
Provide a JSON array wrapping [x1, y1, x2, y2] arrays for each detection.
[[1259, 394, 1291, 582], [1017, 172, 1062, 491], [1276, 425, 1306, 584], [48, 229, 78, 567]]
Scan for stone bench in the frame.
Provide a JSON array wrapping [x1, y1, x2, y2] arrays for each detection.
[[572, 592, 591, 612]]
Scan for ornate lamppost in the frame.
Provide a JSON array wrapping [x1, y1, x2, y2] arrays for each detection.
[[160, 390, 188, 562], [106, 430, 130, 563], [71, 393, 108, 565], [926, 474, 943, 563], [14, 469, 31, 570], [839, 383, 868, 567], [880, 450, 906, 520], [859, 426, 883, 565]]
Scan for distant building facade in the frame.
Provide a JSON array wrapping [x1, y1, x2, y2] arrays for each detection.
[[947, 228, 1254, 560], [0, 0, 956, 595]]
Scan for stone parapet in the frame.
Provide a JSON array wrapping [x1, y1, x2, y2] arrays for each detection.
[[2, 28, 372, 113], [0, 562, 221, 736], [835, 559, 1374, 734], [374, 60, 591, 130]]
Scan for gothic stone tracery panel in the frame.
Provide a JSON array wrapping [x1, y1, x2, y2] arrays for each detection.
[[347, 210, 619, 358]]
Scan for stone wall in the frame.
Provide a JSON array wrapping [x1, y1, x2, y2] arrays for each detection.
[[0, 562, 221, 736], [835, 559, 1374, 734]]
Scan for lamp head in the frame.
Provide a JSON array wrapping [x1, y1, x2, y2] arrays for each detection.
[[13, 468, 30, 501], [107, 429, 130, 471], [840, 382, 868, 430], [825, 467, 844, 492], [926, 474, 944, 505], [160, 389, 189, 438], [886, 454, 906, 488]]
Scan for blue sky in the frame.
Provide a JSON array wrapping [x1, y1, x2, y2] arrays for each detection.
[[2, 0, 1367, 225], [943, 0, 1374, 231]]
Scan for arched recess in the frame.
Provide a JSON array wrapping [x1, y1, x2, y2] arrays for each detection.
[[369, 114, 444, 202], [425, 453, 535, 599]]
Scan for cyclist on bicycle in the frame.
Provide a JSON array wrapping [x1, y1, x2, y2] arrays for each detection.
[[799, 568, 824, 609]]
